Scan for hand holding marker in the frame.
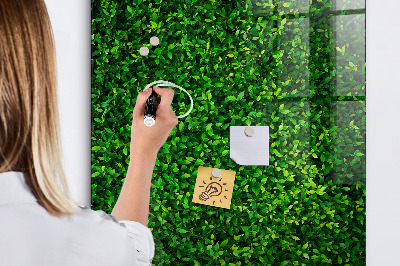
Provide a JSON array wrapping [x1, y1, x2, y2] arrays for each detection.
[[131, 83, 193, 156], [143, 80, 194, 127]]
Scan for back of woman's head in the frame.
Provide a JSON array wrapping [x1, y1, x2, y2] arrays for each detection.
[[0, 0, 78, 217]]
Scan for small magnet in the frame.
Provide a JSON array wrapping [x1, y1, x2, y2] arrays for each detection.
[[150, 36, 159, 46], [244, 126, 255, 137], [139, 46, 149, 56], [211, 168, 222, 178]]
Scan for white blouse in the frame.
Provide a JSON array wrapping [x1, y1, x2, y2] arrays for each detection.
[[0, 171, 155, 266]]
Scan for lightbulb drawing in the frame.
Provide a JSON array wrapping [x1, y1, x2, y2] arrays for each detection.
[[198, 175, 230, 206], [199, 182, 222, 201]]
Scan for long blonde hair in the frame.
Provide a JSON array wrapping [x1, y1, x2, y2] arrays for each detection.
[[0, 0, 78, 218]]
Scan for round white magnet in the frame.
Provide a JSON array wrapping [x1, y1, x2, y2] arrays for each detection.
[[139, 46, 149, 56], [244, 126, 255, 137], [150, 36, 159, 46], [212, 168, 222, 178]]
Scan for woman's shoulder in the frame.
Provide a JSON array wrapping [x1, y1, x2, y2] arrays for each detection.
[[75, 204, 120, 224]]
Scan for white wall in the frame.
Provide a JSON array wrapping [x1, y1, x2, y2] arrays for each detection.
[[44, 0, 400, 263], [44, 0, 91, 207], [367, 0, 400, 264]]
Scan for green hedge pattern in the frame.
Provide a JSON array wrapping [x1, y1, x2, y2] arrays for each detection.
[[91, 0, 366, 264]]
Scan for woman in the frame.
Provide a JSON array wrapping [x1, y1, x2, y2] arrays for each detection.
[[0, 0, 178, 265]]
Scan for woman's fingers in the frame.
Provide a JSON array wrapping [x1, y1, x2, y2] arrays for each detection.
[[132, 86, 175, 119], [153, 86, 174, 107], [132, 88, 153, 118]]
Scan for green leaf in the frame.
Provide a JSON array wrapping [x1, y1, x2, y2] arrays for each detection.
[[127, 5, 134, 15], [281, 109, 289, 114], [92, 146, 101, 151], [203, 76, 211, 82], [150, 21, 158, 28]]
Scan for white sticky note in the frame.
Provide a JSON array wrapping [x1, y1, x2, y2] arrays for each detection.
[[230, 126, 269, 166]]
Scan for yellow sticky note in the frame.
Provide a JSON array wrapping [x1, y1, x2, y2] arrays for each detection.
[[192, 166, 236, 209]]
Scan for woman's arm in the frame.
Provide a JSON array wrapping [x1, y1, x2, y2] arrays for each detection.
[[111, 147, 158, 227], [111, 86, 177, 227]]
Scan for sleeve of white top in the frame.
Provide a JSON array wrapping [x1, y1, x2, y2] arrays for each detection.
[[118, 219, 155, 265], [92, 208, 155, 265]]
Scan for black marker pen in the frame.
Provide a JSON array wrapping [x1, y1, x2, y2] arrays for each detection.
[[144, 88, 158, 127]]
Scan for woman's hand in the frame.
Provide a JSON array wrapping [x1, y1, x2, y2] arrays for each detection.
[[130, 86, 178, 156]]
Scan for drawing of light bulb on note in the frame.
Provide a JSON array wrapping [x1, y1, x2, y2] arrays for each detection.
[[199, 182, 223, 201], [192, 167, 236, 209]]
